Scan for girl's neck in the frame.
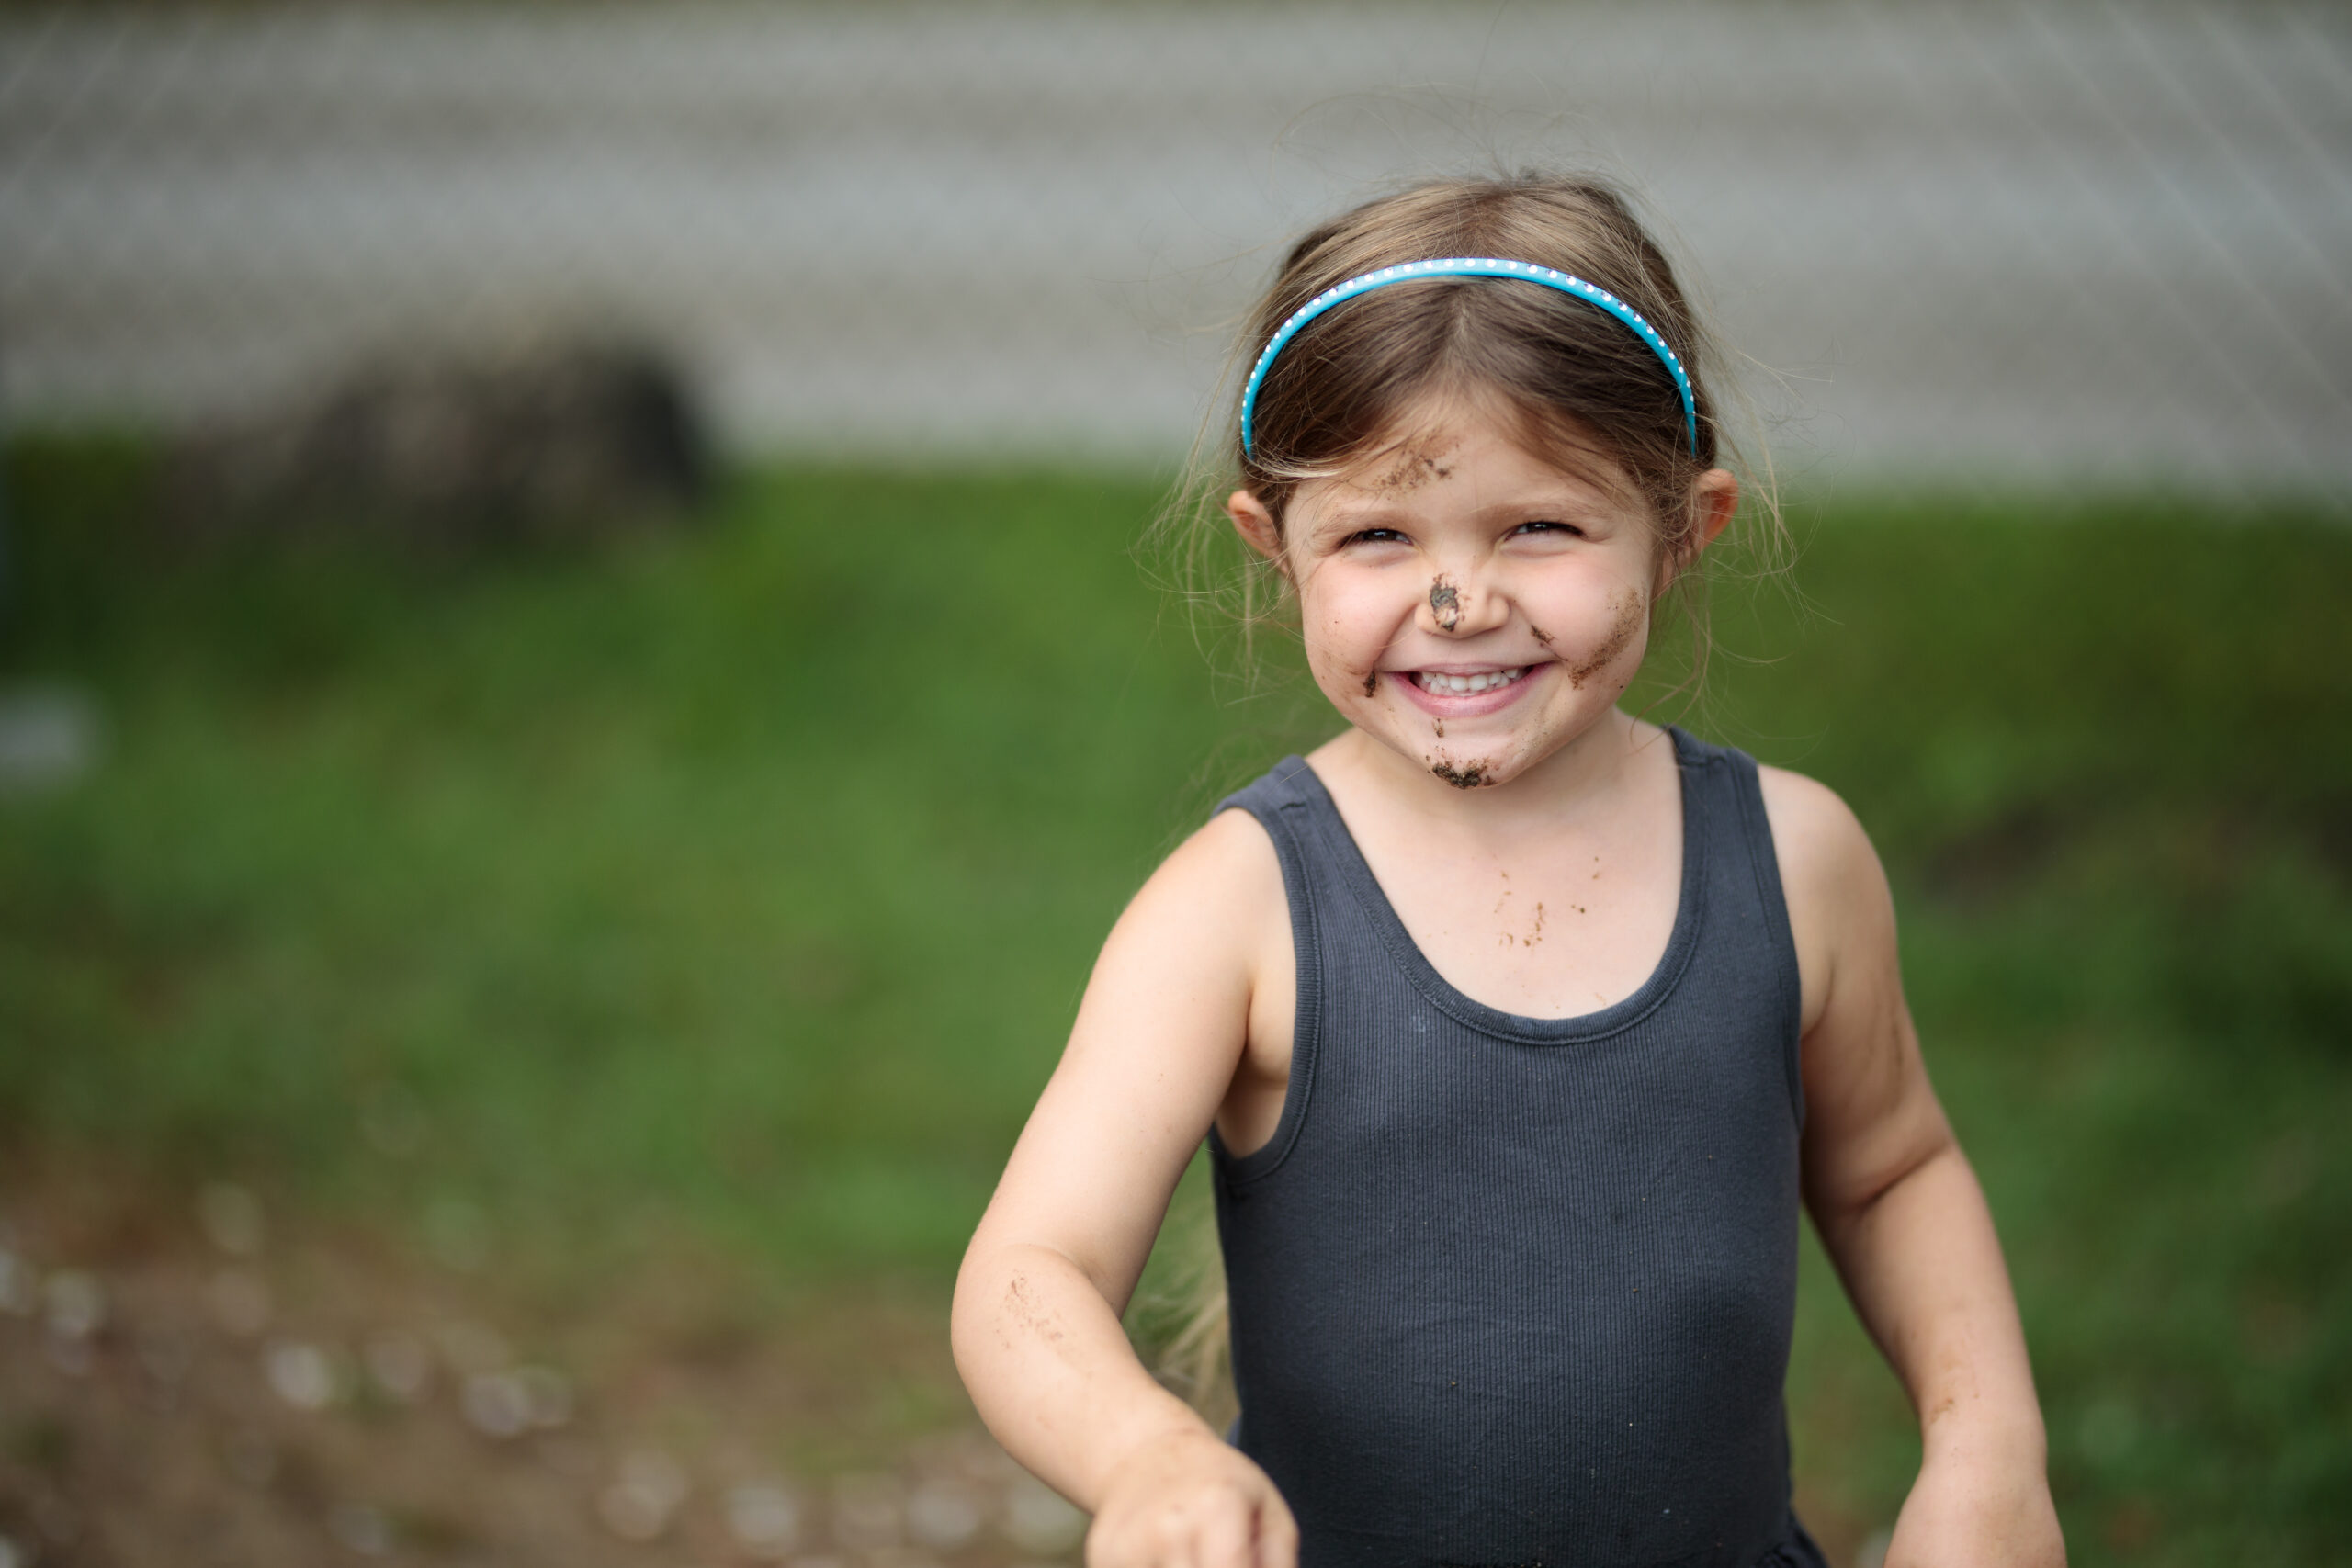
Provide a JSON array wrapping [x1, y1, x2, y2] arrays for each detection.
[[1321, 707, 1663, 845]]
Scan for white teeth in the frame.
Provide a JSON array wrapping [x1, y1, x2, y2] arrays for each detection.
[[1413, 667, 1527, 694]]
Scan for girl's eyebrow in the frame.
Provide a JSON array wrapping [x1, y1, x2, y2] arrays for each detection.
[[1311, 487, 1611, 537], [1491, 489, 1611, 520], [1306, 503, 1410, 535], [1295, 498, 1424, 544]]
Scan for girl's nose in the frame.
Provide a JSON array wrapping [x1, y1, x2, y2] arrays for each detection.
[[1420, 571, 1509, 637]]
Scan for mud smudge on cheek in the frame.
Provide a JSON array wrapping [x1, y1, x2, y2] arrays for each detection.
[[1430, 576, 1462, 632], [1362, 670, 1379, 697], [1531, 625, 1555, 649], [1566, 589, 1646, 689]]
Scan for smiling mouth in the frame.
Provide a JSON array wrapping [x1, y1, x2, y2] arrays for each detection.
[[1410, 667, 1529, 695]]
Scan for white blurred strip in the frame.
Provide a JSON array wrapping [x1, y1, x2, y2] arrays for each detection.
[[0, 1, 2346, 487]]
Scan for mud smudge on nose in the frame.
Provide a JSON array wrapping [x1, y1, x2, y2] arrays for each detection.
[[1430, 576, 1462, 632], [1566, 589, 1646, 688], [1430, 755, 1495, 789]]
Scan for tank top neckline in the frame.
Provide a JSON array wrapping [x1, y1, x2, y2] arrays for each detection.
[[1276, 725, 1710, 1046]]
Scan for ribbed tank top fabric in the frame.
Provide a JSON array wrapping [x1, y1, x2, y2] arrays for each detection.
[[1208, 728, 1825, 1568]]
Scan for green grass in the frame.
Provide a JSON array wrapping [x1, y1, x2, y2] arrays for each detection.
[[3, 443, 2346, 1562]]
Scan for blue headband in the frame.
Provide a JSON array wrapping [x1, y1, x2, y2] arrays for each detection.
[[1238, 256, 1700, 459]]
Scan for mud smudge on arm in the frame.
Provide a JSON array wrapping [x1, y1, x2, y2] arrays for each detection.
[[1004, 1276, 1069, 1348]]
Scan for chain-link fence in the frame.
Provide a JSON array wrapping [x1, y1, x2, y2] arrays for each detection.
[[3, 1, 2346, 496]]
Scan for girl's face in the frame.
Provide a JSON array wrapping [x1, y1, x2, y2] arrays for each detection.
[[1228, 396, 1736, 792]]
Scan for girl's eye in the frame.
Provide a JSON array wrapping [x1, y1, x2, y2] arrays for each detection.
[[1513, 519, 1586, 538], [1340, 527, 1408, 547]]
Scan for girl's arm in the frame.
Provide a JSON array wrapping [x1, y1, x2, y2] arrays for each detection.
[[1760, 770, 2065, 1568], [952, 810, 1299, 1568]]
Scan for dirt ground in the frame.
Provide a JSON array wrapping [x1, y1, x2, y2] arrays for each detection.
[[0, 1151, 1081, 1568], [1, 1145, 1893, 1568]]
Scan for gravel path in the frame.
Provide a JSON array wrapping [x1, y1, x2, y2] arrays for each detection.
[[0, 1159, 1090, 1568]]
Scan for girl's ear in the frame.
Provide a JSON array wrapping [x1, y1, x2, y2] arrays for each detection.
[[1656, 468, 1739, 596], [1690, 468, 1739, 557], [1226, 489, 1287, 566]]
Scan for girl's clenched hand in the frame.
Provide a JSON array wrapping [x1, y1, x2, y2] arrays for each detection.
[[1885, 1444, 2065, 1568], [1086, 1428, 1297, 1568]]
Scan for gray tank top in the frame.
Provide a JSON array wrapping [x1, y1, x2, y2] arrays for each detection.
[[1211, 728, 1825, 1568]]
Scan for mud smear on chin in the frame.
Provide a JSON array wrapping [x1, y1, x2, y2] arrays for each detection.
[[1565, 590, 1645, 688], [1429, 755, 1496, 789]]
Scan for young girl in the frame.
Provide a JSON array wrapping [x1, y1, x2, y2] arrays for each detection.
[[952, 175, 2064, 1568]]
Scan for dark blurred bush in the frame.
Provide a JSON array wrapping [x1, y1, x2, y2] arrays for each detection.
[[160, 336, 708, 549]]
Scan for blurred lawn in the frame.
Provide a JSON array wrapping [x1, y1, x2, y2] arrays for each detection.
[[2, 444, 2346, 1562]]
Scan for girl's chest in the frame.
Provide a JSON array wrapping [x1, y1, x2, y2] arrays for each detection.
[[1364, 833, 1683, 1019], [1224, 834, 1683, 1157]]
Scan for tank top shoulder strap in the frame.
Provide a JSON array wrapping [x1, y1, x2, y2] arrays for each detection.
[[1668, 727, 1806, 1125], [1210, 756, 1335, 1180], [1213, 754, 1330, 929]]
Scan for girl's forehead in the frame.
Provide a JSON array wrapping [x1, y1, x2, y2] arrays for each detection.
[[1306, 402, 1639, 518]]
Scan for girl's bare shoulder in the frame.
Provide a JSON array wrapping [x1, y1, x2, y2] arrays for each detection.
[[1108, 806, 1288, 973], [1057, 806, 1292, 1122], [1754, 764, 1896, 1032], [1754, 764, 1879, 890]]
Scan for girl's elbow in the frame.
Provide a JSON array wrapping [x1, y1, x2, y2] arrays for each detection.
[[949, 1243, 1023, 1390], [1809, 1117, 1966, 1232], [951, 1235, 1015, 1347]]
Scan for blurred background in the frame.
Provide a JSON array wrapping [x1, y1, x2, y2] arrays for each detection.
[[0, 3, 2346, 1566]]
